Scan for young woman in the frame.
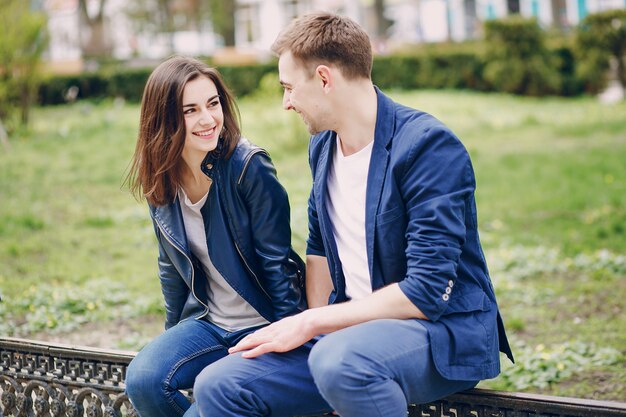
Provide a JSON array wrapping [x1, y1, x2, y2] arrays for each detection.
[[124, 56, 305, 417]]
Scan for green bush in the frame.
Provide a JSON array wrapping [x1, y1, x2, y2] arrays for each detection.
[[36, 34, 588, 104], [38, 72, 110, 105], [217, 62, 277, 98], [107, 68, 152, 102], [0, 0, 48, 131], [372, 54, 422, 90], [372, 48, 486, 91], [37, 61, 278, 106], [483, 16, 561, 96], [576, 9, 626, 94]]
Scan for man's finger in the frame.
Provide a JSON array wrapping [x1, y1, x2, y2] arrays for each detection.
[[229, 337, 260, 354], [241, 342, 276, 359]]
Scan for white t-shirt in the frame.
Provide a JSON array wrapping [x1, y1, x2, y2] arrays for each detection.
[[326, 138, 374, 301], [178, 188, 268, 331]]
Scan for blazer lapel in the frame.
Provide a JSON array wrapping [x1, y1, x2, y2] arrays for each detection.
[[314, 132, 346, 298], [365, 88, 394, 289]]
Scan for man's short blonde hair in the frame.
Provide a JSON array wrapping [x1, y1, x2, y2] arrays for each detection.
[[271, 12, 372, 80]]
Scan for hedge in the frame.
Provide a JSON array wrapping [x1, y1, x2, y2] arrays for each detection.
[[38, 32, 598, 105], [37, 62, 277, 106]]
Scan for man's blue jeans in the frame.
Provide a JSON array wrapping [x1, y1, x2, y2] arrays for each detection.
[[125, 318, 261, 417], [193, 319, 479, 417]]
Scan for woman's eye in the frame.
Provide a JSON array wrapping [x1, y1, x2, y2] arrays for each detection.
[[208, 100, 220, 108], [183, 108, 195, 115]]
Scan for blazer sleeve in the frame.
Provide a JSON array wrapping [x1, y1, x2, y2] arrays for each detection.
[[238, 152, 303, 319], [152, 219, 189, 330], [396, 126, 475, 322]]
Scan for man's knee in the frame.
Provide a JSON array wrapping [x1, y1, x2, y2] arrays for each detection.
[[193, 366, 228, 405], [193, 363, 270, 416], [308, 335, 364, 393]]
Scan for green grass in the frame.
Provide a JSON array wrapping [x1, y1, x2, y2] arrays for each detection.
[[0, 90, 624, 400]]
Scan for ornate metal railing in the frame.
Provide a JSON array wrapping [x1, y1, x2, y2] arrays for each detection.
[[1, 337, 135, 417], [2, 336, 626, 417]]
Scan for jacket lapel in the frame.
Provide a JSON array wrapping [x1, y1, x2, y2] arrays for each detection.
[[314, 132, 346, 298], [314, 131, 335, 254], [151, 196, 191, 256], [365, 88, 394, 288]]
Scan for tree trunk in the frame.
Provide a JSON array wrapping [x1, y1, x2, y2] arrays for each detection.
[[0, 119, 10, 151], [78, 0, 112, 58], [617, 53, 626, 95], [374, 0, 391, 40]]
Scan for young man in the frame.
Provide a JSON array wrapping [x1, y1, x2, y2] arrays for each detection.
[[192, 12, 514, 417]]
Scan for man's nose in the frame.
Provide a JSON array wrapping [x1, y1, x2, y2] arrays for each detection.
[[282, 90, 293, 111]]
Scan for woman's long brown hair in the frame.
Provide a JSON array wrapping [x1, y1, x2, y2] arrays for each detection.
[[126, 56, 241, 206]]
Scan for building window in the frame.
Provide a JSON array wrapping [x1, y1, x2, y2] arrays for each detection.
[[237, 2, 260, 45], [282, 0, 311, 20]]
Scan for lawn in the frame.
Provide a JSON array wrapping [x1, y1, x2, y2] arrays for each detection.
[[0, 89, 624, 400]]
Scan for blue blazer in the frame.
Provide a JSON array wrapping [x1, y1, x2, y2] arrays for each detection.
[[306, 88, 514, 381]]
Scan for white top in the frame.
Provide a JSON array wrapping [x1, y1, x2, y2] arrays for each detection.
[[326, 138, 374, 301], [178, 188, 268, 331]]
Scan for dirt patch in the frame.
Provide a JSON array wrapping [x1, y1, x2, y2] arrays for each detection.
[[542, 368, 626, 401], [29, 315, 163, 351]]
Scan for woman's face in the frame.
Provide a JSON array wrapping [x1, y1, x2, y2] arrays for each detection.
[[181, 76, 224, 160]]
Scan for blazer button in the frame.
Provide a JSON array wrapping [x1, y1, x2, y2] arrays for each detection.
[[448, 280, 454, 287], [442, 294, 449, 301], [445, 287, 452, 294], [205, 163, 213, 170]]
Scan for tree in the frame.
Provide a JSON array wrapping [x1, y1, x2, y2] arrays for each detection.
[[207, 0, 236, 47], [0, 0, 48, 137], [78, 0, 113, 58], [373, 0, 392, 42], [126, 0, 209, 54], [576, 9, 626, 94]]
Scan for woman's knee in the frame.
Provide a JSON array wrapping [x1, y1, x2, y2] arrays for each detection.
[[126, 349, 170, 399]]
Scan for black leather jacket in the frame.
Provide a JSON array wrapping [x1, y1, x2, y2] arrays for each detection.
[[149, 138, 305, 329]]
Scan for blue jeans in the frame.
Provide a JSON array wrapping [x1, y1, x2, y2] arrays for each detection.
[[125, 318, 262, 417], [193, 319, 479, 417]]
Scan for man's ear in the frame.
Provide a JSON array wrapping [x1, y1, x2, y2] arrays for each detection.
[[315, 65, 332, 93]]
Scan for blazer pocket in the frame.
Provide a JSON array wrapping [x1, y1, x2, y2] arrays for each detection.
[[376, 206, 406, 226]]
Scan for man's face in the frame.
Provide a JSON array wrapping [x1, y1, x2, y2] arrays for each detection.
[[278, 51, 328, 135]]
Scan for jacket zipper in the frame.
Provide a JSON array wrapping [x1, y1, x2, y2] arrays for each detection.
[[234, 241, 272, 301], [234, 148, 272, 301], [237, 148, 266, 185], [155, 220, 209, 321]]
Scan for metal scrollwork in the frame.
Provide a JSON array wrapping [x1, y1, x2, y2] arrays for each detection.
[[3, 337, 626, 417], [0, 339, 137, 417]]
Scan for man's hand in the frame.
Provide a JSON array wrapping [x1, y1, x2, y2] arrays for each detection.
[[229, 284, 427, 359], [229, 312, 316, 359]]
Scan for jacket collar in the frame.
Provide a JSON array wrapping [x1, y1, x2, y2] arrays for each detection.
[[150, 195, 191, 255]]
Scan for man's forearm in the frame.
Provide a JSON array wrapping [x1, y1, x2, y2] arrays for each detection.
[[303, 283, 428, 336], [306, 255, 334, 308]]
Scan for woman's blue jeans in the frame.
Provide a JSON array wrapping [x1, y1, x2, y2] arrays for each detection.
[[125, 318, 261, 417], [193, 319, 479, 417]]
